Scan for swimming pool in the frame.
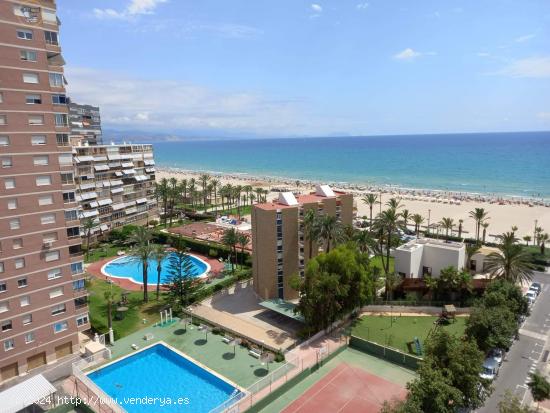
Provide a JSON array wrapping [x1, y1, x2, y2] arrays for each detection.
[[88, 343, 241, 413], [102, 253, 210, 285]]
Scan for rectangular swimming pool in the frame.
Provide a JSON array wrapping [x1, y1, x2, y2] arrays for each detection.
[[88, 343, 241, 413]]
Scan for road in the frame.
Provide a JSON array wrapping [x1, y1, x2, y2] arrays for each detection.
[[478, 270, 550, 412]]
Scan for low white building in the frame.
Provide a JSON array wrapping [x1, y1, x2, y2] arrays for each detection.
[[469, 246, 499, 275], [394, 238, 466, 278]]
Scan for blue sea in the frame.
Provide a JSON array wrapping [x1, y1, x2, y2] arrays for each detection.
[[152, 132, 550, 199]]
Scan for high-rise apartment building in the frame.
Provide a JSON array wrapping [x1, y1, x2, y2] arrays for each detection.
[[252, 185, 353, 300], [69, 102, 102, 146], [0, 1, 88, 383], [73, 142, 157, 242]]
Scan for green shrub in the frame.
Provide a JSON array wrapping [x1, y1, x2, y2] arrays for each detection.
[[274, 351, 285, 362], [209, 248, 218, 258], [149, 219, 159, 226], [212, 327, 222, 335]]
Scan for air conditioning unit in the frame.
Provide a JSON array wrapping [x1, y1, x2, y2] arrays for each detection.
[[43, 241, 53, 248]]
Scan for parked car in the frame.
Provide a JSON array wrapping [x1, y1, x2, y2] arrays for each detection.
[[525, 290, 537, 305], [488, 348, 504, 365], [480, 357, 500, 381], [530, 282, 542, 294]]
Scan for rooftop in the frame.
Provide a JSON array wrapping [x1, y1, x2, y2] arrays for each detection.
[[254, 185, 348, 211], [397, 238, 465, 251]]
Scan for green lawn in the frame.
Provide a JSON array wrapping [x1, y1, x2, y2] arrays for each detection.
[[370, 256, 395, 274], [352, 315, 468, 354], [84, 244, 120, 263]]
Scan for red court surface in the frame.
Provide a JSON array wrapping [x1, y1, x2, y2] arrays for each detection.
[[282, 362, 407, 413]]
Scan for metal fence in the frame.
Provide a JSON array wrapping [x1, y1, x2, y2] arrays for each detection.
[[71, 349, 125, 413], [208, 336, 347, 413]]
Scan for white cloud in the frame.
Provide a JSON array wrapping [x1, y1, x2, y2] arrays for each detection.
[[311, 4, 323, 13], [94, 0, 168, 20], [393, 48, 421, 60], [537, 112, 550, 120], [64, 67, 308, 134], [476, 52, 491, 57], [515, 34, 535, 43], [356, 2, 369, 10], [498, 57, 550, 78]]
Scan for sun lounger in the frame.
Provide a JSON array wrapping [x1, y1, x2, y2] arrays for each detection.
[[222, 336, 233, 344], [131, 344, 139, 350], [144, 333, 154, 341], [249, 348, 262, 358]]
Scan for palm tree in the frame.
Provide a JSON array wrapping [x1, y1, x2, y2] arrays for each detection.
[[485, 234, 534, 284], [236, 232, 250, 267], [210, 178, 220, 213], [385, 272, 403, 300], [374, 207, 403, 275], [168, 177, 178, 226], [152, 244, 168, 300], [469, 207, 489, 242], [354, 229, 376, 255], [457, 219, 464, 239], [498, 231, 518, 246], [412, 214, 424, 237], [82, 217, 95, 258], [481, 222, 490, 243], [511, 225, 518, 237], [362, 193, 378, 228], [104, 290, 116, 332], [128, 227, 154, 302], [528, 371, 550, 410], [440, 217, 454, 240], [523, 235, 532, 246], [221, 228, 238, 273], [156, 178, 169, 226], [317, 215, 343, 253], [540, 233, 549, 255], [179, 179, 188, 207], [199, 173, 210, 208], [303, 209, 320, 259], [386, 197, 402, 210], [465, 242, 481, 273], [401, 209, 411, 231], [243, 185, 253, 206]]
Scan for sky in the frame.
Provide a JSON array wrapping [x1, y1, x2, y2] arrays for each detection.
[[57, 0, 550, 138]]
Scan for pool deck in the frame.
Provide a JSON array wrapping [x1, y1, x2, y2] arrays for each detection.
[[86, 253, 224, 292]]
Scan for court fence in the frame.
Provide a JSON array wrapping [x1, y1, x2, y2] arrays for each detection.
[[349, 335, 421, 370]]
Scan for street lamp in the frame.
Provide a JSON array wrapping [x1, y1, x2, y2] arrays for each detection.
[[427, 209, 431, 236]]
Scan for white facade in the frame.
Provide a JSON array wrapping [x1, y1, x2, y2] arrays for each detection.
[[394, 238, 466, 278]]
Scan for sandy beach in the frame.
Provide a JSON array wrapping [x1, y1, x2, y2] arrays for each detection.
[[155, 167, 550, 242]]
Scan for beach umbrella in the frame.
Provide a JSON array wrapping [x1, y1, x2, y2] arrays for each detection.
[[260, 352, 275, 371], [229, 338, 242, 355]]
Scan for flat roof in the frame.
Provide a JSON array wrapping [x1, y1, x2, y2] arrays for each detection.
[[259, 299, 305, 323], [254, 188, 349, 211]]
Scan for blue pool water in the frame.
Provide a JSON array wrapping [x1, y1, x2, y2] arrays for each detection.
[[103, 253, 208, 285], [88, 344, 240, 413]]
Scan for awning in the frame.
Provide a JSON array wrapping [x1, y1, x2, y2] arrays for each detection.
[[0, 374, 56, 413], [120, 154, 133, 159], [144, 159, 155, 166], [111, 203, 125, 210], [121, 162, 134, 168], [110, 180, 123, 186], [93, 155, 108, 162], [109, 162, 120, 168], [126, 206, 137, 215], [100, 181, 111, 187], [98, 198, 113, 206], [111, 187, 123, 194], [94, 164, 109, 171], [80, 210, 99, 218], [114, 171, 123, 177], [135, 175, 148, 181], [125, 200, 137, 206], [136, 197, 147, 204], [89, 201, 99, 208], [80, 192, 97, 200], [100, 224, 109, 231], [79, 182, 95, 190], [123, 169, 136, 175], [107, 154, 122, 160], [75, 156, 94, 163], [145, 168, 155, 173], [259, 299, 304, 323]]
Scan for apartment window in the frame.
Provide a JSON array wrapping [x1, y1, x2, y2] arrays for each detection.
[[5, 178, 15, 189], [9, 218, 21, 230], [51, 303, 66, 316], [36, 175, 52, 186], [73, 279, 85, 291], [20, 50, 37, 62], [67, 227, 80, 238], [0, 263, 3, 273], [58, 153, 72, 165], [0, 282, 6, 293], [28, 114, 44, 125], [41, 213, 56, 225], [48, 268, 62, 280], [31, 135, 46, 145], [76, 314, 89, 327], [12, 238, 23, 250], [74, 297, 87, 309], [15, 258, 25, 269], [69, 245, 82, 256], [64, 210, 78, 221], [53, 321, 68, 333], [0, 136, 9, 146], [38, 194, 53, 206], [49, 287, 63, 299], [33, 155, 49, 166], [17, 278, 27, 288], [16, 29, 33, 40], [0, 302, 8, 313], [0, 115, 7, 127], [14, 5, 40, 22], [4, 339, 15, 351], [63, 191, 75, 203], [7, 199, 17, 210], [1, 157, 12, 168], [60, 172, 73, 184], [2, 321, 13, 332], [23, 72, 39, 84], [43, 232, 58, 243], [422, 266, 432, 277], [22, 314, 32, 325], [54, 113, 68, 126], [25, 94, 41, 104], [45, 251, 60, 262], [0, 93, 3, 103], [24, 332, 35, 344], [56, 133, 69, 146], [20, 295, 30, 307], [52, 94, 68, 104], [49, 72, 63, 87], [44, 30, 58, 45], [71, 262, 83, 275]]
